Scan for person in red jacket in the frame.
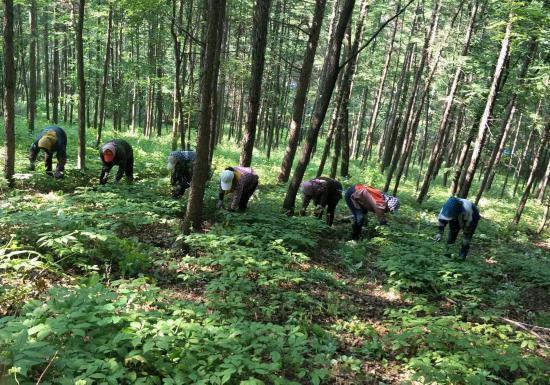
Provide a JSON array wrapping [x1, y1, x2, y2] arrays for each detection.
[[344, 184, 400, 239]]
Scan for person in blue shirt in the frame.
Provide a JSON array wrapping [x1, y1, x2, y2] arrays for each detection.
[[434, 197, 480, 259], [167, 150, 196, 197], [29, 126, 67, 179]]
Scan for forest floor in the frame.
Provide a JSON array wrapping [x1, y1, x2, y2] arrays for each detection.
[[1, 118, 549, 385]]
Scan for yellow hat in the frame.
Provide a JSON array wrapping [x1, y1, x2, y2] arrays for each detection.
[[38, 131, 57, 151]]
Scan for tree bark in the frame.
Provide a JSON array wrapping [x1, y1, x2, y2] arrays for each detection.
[[239, 0, 272, 166], [44, 9, 50, 121], [52, 7, 60, 124], [183, 0, 225, 233], [76, 0, 86, 169], [28, 0, 37, 133], [458, 14, 513, 198], [416, 1, 478, 203], [513, 122, 549, 225], [96, 5, 113, 147], [282, 0, 355, 213], [3, 0, 16, 186]]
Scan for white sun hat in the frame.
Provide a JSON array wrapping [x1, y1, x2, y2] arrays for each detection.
[[220, 170, 235, 191]]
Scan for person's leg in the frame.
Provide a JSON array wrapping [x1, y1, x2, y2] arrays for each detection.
[[459, 222, 477, 259], [447, 219, 460, 244], [326, 203, 336, 226], [126, 155, 134, 181], [239, 180, 258, 211], [45, 152, 53, 175]]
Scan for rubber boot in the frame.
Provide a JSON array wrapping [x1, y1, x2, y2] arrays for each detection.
[[352, 224, 362, 240]]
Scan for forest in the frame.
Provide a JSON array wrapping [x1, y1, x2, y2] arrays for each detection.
[[0, 0, 549, 383]]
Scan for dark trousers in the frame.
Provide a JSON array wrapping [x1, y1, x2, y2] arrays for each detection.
[[239, 180, 258, 211], [345, 186, 366, 238], [448, 219, 478, 258]]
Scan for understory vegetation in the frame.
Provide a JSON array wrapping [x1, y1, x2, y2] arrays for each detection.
[[1, 118, 548, 384]]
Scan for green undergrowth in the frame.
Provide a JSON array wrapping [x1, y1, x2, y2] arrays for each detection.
[[1, 116, 549, 384]]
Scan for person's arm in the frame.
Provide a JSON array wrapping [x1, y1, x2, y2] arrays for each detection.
[[300, 194, 312, 216], [434, 218, 447, 242], [29, 142, 39, 170]]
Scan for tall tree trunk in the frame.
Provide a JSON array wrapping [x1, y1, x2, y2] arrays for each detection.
[[282, 0, 355, 213], [75, 0, 86, 169], [499, 112, 522, 198], [475, 38, 537, 203], [171, 0, 184, 150], [278, 0, 327, 183], [52, 8, 60, 124], [28, 0, 37, 133], [362, 10, 398, 159], [3, 0, 16, 186], [239, 0, 272, 166], [458, 14, 512, 198], [416, 1, 478, 203], [44, 9, 50, 121], [183, 0, 225, 233], [96, 5, 112, 147], [513, 122, 549, 225]]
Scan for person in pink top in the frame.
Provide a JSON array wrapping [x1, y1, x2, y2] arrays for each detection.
[[217, 166, 259, 211]]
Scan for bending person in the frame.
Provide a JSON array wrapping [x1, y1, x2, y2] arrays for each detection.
[[218, 167, 259, 212], [300, 177, 343, 226], [345, 184, 400, 239], [99, 139, 134, 185], [29, 125, 67, 179]]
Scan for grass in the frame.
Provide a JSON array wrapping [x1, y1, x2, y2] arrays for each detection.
[[0, 113, 548, 384]]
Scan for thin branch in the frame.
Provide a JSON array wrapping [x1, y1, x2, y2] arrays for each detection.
[[338, 0, 417, 72], [35, 351, 58, 385]]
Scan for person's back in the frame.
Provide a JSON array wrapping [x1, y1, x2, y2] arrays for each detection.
[[29, 125, 68, 178]]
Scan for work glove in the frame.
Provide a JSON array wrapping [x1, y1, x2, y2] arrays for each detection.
[[54, 170, 63, 179], [314, 205, 324, 217], [434, 233, 442, 242], [379, 218, 388, 226], [100, 178, 107, 185], [29, 162, 35, 171], [216, 200, 224, 209], [299, 209, 306, 216], [46, 170, 53, 176]]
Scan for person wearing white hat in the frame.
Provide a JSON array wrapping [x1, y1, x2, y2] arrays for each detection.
[[217, 166, 259, 211], [29, 125, 67, 179], [99, 139, 134, 185]]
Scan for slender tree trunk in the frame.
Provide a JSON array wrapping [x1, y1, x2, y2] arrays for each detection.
[[3, 0, 16, 186], [458, 14, 512, 198], [28, 0, 37, 133], [44, 10, 50, 121], [96, 5, 113, 147], [513, 122, 549, 225], [499, 112, 522, 197], [239, 0, 272, 166], [283, 0, 355, 213], [76, 0, 86, 169], [183, 0, 225, 233], [416, 1, 478, 203], [52, 8, 60, 124]]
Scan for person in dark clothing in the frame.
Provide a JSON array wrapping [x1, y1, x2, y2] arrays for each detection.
[[29, 125, 67, 179], [217, 167, 259, 211], [99, 139, 134, 185], [434, 197, 480, 259], [300, 177, 343, 226], [168, 150, 196, 198], [344, 184, 400, 240]]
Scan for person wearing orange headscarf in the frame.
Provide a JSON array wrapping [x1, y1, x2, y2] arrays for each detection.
[[99, 139, 134, 185], [344, 184, 400, 239]]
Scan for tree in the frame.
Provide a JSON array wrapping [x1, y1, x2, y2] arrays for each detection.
[[239, 0, 272, 167], [3, 0, 16, 186], [28, 0, 37, 133], [75, 0, 87, 170], [278, 0, 327, 183], [457, 13, 513, 198], [282, 0, 356, 213], [96, 4, 113, 147], [183, 0, 226, 233]]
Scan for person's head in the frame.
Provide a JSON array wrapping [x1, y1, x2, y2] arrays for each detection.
[[102, 143, 116, 163], [220, 169, 235, 191], [384, 194, 400, 213], [301, 180, 314, 196], [38, 131, 57, 153]]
